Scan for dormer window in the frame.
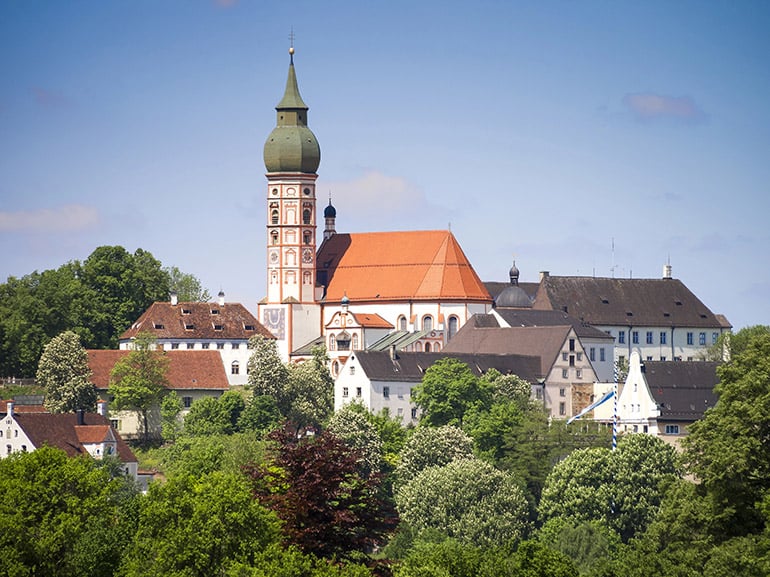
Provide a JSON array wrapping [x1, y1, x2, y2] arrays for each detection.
[[211, 309, 219, 315], [185, 323, 195, 330], [213, 324, 223, 331], [153, 323, 164, 329], [244, 324, 255, 331], [182, 308, 192, 315]]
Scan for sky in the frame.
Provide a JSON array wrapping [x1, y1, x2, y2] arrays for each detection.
[[1, 1, 769, 331]]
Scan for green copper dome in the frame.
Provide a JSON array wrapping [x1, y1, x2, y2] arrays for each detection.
[[264, 51, 320, 174]]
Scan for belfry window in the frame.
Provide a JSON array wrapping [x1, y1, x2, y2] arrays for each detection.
[[271, 209, 279, 225]]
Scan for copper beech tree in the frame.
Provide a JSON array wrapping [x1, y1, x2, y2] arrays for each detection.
[[243, 427, 397, 560]]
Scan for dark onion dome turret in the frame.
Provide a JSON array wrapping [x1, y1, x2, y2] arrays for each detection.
[[495, 260, 532, 308], [324, 199, 336, 218], [263, 47, 321, 174]]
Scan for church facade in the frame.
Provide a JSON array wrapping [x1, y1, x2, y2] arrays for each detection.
[[257, 48, 493, 362]]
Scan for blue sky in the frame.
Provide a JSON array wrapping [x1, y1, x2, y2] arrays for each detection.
[[2, 1, 769, 330]]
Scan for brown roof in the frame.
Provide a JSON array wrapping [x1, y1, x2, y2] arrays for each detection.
[[350, 312, 394, 329], [489, 309, 615, 341], [74, 424, 114, 444], [0, 400, 47, 413], [120, 301, 273, 341], [443, 324, 574, 375], [13, 412, 136, 463], [532, 276, 728, 329], [317, 231, 492, 303], [353, 351, 543, 384], [88, 350, 229, 391], [643, 360, 719, 421]]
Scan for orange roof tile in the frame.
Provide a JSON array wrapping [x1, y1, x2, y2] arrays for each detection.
[[317, 230, 492, 303], [88, 350, 229, 391], [351, 313, 394, 329], [75, 424, 114, 444]]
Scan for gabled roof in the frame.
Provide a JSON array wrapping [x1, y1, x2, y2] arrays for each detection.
[[317, 231, 492, 303], [120, 301, 273, 341], [643, 360, 719, 421], [352, 351, 542, 384], [492, 309, 614, 341], [443, 324, 574, 375], [0, 400, 47, 413], [12, 412, 136, 463], [350, 312, 394, 329], [532, 275, 728, 329], [88, 350, 229, 391]]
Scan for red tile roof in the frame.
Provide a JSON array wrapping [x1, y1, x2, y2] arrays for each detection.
[[0, 400, 46, 413], [75, 424, 114, 444], [317, 231, 492, 303], [120, 301, 274, 341], [350, 312, 394, 329], [12, 412, 136, 463], [87, 350, 229, 391]]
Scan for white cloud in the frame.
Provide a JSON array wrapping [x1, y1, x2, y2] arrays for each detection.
[[320, 170, 429, 218], [623, 93, 706, 123], [0, 205, 100, 233]]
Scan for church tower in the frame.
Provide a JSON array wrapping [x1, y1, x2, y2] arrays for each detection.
[[259, 46, 322, 359]]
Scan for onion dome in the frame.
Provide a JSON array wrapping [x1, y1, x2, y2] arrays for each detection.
[[324, 199, 337, 218], [263, 47, 321, 174], [495, 260, 532, 308]]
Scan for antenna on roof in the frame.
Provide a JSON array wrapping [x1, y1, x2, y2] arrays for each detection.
[[610, 238, 616, 278]]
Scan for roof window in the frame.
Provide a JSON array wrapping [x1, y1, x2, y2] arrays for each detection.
[[182, 308, 192, 315], [244, 324, 255, 331], [601, 298, 609, 304], [153, 323, 164, 329], [626, 311, 633, 317], [213, 324, 223, 331], [185, 323, 195, 330]]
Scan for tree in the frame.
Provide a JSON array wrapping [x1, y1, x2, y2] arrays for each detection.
[[119, 471, 280, 576], [237, 394, 282, 435], [327, 402, 383, 476], [683, 325, 770, 536], [283, 345, 334, 431], [247, 334, 289, 398], [164, 265, 211, 302], [395, 425, 474, 488], [160, 391, 183, 442], [183, 391, 246, 436], [411, 358, 492, 427], [110, 332, 169, 442], [539, 434, 680, 542], [36, 330, 97, 413], [395, 457, 530, 548], [0, 446, 139, 577], [244, 427, 397, 560]]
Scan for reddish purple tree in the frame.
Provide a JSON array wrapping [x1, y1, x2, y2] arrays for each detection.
[[244, 426, 398, 560]]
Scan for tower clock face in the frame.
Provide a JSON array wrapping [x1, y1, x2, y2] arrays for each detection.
[[302, 249, 313, 263]]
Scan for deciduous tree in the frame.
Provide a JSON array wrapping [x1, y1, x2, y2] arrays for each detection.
[[36, 330, 97, 413], [395, 425, 474, 488]]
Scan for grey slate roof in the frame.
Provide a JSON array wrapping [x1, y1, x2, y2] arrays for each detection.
[[491, 310, 614, 341], [485, 281, 540, 302], [532, 276, 728, 329], [642, 360, 719, 421], [352, 351, 543, 384]]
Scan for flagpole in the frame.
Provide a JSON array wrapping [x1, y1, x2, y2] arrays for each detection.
[[612, 361, 618, 451]]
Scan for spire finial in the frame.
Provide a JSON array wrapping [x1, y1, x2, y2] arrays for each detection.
[[288, 28, 295, 64]]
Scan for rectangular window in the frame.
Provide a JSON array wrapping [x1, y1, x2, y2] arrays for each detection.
[[712, 332, 719, 344], [183, 396, 192, 408], [562, 352, 568, 361], [687, 332, 694, 345], [232, 343, 240, 350], [397, 407, 404, 416], [411, 407, 418, 420], [576, 368, 583, 379], [343, 387, 349, 398], [350, 366, 355, 375], [559, 388, 566, 397], [569, 338, 575, 351], [569, 355, 575, 367], [632, 331, 639, 344], [186, 343, 195, 350], [383, 386, 390, 399], [202, 343, 209, 349], [355, 387, 362, 397], [562, 368, 568, 379], [699, 332, 706, 346], [665, 424, 680, 435], [110, 419, 120, 430], [217, 343, 225, 350], [618, 331, 626, 344], [660, 356, 666, 361], [646, 331, 653, 344], [600, 348, 606, 362], [576, 352, 583, 361], [660, 332, 667, 345], [559, 402, 566, 416], [589, 347, 596, 362], [647, 356, 654, 361], [171, 343, 179, 349]]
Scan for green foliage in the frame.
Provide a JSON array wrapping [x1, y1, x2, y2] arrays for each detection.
[[237, 394, 282, 435], [327, 402, 383, 476], [684, 325, 770, 536], [539, 434, 680, 542], [395, 425, 474, 488], [395, 458, 530, 548], [160, 390, 183, 442], [411, 358, 492, 427], [110, 332, 169, 442], [183, 390, 246, 436], [244, 428, 397, 560], [538, 518, 620, 575], [119, 471, 280, 576], [225, 545, 374, 576], [164, 265, 211, 302], [0, 447, 139, 577], [36, 330, 97, 413], [247, 334, 289, 397]]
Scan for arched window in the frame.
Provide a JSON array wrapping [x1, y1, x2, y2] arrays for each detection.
[[422, 315, 433, 332], [424, 342, 432, 352], [270, 230, 279, 245], [303, 231, 312, 244], [231, 361, 240, 375], [271, 209, 279, 225], [331, 360, 340, 377], [448, 316, 459, 339], [398, 315, 407, 331], [352, 333, 359, 350], [328, 333, 336, 351], [303, 208, 312, 225]]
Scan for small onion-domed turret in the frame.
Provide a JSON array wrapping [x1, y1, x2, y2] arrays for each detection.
[[495, 260, 532, 308]]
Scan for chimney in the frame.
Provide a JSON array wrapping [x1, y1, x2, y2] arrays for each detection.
[[390, 344, 398, 361], [539, 271, 550, 281], [76, 408, 85, 426], [97, 400, 107, 417], [170, 290, 178, 306], [218, 290, 225, 307], [6, 400, 13, 418]]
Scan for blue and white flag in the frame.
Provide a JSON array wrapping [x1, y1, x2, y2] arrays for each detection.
[[567, 390, 615, 424]]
